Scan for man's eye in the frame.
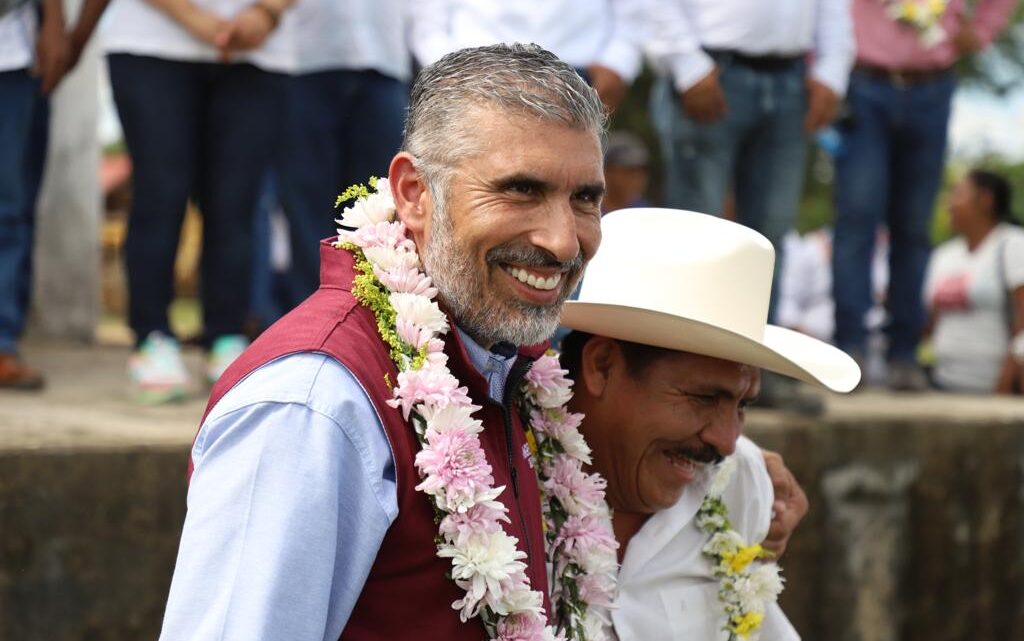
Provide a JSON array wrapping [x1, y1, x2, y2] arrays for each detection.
[[508, 182, 537, 195], [690, 394, 718, 406]]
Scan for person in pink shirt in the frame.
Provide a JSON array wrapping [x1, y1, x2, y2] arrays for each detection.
[[831, 0, 1015, 391]]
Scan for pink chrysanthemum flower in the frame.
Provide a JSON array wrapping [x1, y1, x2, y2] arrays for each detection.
[[439, 501, 509, 547], [545, 455, 607, 516], [396, 318, 433, 350], [415, 428, 496, 509], [350, 220, 415, 252], [387, 363, 470, 419], [494, 610, 548, 641], [375, 264, 438, 298], [575, 572, 616, 609], [530, 409, 591, 464], [554, 513, 619, 570], [524, 354, 571, 391]]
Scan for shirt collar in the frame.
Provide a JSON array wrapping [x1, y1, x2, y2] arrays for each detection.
[[455, 326, 518, 404]]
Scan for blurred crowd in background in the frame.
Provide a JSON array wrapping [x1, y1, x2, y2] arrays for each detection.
[[1, 0, 1022, 412]]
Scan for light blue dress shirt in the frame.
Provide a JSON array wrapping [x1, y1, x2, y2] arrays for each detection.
[[158, 329, 517, 641]]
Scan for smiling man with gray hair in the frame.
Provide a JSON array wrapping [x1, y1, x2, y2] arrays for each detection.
[[157, 44, 608, 641]]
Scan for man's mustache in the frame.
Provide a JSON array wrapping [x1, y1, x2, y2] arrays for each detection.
[[485, 243, 584, 275], [683, 444, 724, 466]]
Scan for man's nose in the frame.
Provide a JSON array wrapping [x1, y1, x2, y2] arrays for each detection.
[[702, 410, 741, 458], [529, 199, 581, 263]]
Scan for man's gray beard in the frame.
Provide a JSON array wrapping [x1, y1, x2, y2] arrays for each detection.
[[421, 209, 572, 348]]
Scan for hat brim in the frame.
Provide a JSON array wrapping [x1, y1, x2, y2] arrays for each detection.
[[560, 302, 861, 393]]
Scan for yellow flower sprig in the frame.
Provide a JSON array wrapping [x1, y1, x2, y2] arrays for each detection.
[[696, 459, 784, 641]]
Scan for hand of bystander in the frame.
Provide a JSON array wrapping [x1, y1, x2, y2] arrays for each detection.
[[761, 449, 809, 559], [216, 1, 281, 61], [679, 67, 727, 124], [804, 77, 839, 133], [34, 0, 68, 94]]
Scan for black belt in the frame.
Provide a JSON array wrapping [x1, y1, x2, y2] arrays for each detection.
[[854, 63, 952, 87], [704, 48, 804, 72]]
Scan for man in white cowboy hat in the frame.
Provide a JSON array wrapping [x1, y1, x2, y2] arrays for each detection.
[[558, 208, 861, 639]]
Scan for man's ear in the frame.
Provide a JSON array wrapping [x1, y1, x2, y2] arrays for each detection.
[[581, 336, 618, 398], [389, 152, 431, 246]]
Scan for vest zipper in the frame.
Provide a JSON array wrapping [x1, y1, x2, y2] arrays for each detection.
[[501, 357, 536, 580]]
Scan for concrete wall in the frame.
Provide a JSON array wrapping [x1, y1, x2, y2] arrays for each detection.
[[1, 416, 1023, 641], [755, 417, 1024, 641], [0, 449, 185, 641]]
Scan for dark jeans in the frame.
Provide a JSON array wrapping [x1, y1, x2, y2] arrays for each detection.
[[108, 54, 285, 345], [832, 70, 955, 361], [0, 69, 48, 354], [650, 56, 809, 322], [273, 69, 408, 310]]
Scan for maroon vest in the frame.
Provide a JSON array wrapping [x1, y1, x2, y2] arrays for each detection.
[[194, 240, 551, 640]]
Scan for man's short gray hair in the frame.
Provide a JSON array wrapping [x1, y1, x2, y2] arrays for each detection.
[[403, 43, 607, 186]]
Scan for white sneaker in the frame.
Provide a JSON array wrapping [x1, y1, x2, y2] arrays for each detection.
[[206, 334, 249, 385], [129, 331, 191, 404]]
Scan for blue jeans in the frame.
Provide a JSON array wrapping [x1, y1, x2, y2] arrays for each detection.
[[0, 69, 48, 354], [273, 69, 408, 310], [650, 57, 808, 322], [832, 70, 954, 361], [108, 54, 285, 346]]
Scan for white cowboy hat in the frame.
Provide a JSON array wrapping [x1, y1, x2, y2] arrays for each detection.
[[561, 208, 861, 392]]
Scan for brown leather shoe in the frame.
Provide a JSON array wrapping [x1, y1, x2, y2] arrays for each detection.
[[0, 353, 45, 390]]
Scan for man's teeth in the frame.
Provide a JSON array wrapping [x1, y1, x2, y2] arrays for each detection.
[[508, 266, 562, 291], [665, 450, 700, 472]]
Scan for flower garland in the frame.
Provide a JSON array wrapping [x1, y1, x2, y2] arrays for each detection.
[[519, 355, 619, 640], [883, 0, 949, 48], [334, 179, 617, 641], [695, 458, 785, 641]]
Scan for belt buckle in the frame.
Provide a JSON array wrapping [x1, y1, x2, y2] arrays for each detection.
[[888, 70, 909, 89]]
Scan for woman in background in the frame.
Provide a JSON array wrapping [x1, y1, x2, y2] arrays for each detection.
[[103, 0, 293, 401], [924, 170, 1024, 394]]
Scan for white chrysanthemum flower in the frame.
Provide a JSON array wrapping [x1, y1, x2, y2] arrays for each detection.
[[554, 427, 592, 463], [696, 512, 727, 531], [494, 581, 544, 616], [533, 385, 573, 410], [440, 531, 528, 620], [732, 575, 768, 615], [704, 530, 745, 557], [708, 456, 737, 498], [389, 292, 448, 334], [373, 177, 393, 200], [363, 245, 419, 272], [749, 563, 785, 601], [337, 186, 395, 229], [419, 403, 484, 435]]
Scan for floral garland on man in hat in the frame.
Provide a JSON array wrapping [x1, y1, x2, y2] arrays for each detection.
[[696, 458, 786, 641], [334, 178, 618, 641]]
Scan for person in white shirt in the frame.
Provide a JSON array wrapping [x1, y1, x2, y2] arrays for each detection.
[[647, 0, 854, 412], [559, 209, 861, 640], [103, 0, 296, 400], [925, 170, 1024, 394], [409, 0, 648, 111], [647, 0, 853, 312], [265, 0, 411, 314]]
